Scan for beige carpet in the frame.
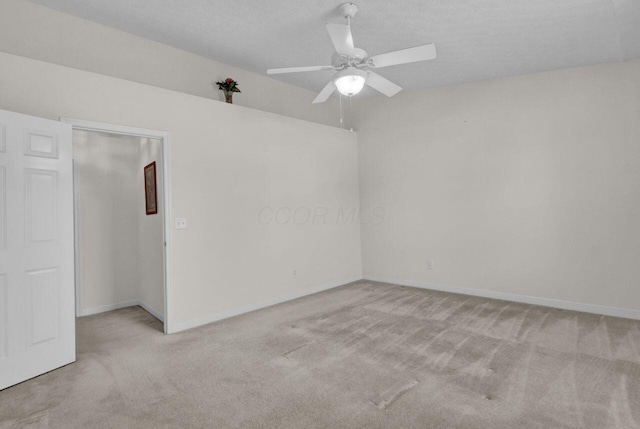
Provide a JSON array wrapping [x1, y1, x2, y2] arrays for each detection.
[[1, 280, 639, 428]]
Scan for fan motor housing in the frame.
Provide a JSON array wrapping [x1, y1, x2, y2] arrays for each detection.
[[332, 49, 368, 68]]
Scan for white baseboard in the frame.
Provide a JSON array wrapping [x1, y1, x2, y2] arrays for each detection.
[[363, 275, 640, 320], [170, 276, 363, 334], [79, 300, 139, 317], [80, 300, 164, 322], [137, 301, 165, 323]]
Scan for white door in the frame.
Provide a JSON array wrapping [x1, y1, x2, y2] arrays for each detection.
[[0, 109, 75, 390]]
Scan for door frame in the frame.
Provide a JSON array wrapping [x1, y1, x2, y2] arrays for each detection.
[[61, 118, 173, 334]]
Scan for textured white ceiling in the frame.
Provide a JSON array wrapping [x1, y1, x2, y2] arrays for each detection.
[[26, 0, 640, 98]]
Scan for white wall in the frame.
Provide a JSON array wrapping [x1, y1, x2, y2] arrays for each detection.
[[137, 138, 165, 318], [73, 131, 140, 309], [8, 0, 635, 325], [73, 131, 164, 319], [0, 52, 362, 331], [0, 0, 341, 128], [356, 59, 640, 313]]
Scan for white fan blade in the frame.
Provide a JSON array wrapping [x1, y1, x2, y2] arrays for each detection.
[[366, 72, 402, 97], [369, 44, 436, 68], [313, 81, 336, 104], [326, 23, 356, 56], [267, 65, 335, 75]]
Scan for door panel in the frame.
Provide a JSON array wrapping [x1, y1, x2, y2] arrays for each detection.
[[24, 130, 59, 159], [0, 166, 5, 249], [25, 169, 58, 246], [0, 109, 74, 390], [26, 267, 60, 346], [0, 274, 6, 358]]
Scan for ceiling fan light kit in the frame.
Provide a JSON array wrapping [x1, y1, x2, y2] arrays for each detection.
[[334, 67, 367, 96], [266, 2, 437, 108]]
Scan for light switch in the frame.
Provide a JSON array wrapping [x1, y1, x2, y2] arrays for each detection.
[[175, 218, 187, 229]]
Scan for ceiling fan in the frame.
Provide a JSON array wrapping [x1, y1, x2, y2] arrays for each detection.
[[266, 3, 437, 103]]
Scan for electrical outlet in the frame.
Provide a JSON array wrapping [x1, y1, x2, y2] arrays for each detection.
[[427, 259, 434, 269], [175, 218, 187, 229], [292, 269, 297, 278]]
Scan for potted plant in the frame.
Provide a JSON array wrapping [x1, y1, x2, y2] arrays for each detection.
[[215, 78, 241, 104]]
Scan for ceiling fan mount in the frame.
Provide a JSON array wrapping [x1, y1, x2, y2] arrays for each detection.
[[267, 3, 437, 103], [339, 2, 359, 20]]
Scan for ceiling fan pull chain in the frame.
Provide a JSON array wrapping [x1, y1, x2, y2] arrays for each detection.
[[349, 95, 353, 132], [339, 93, 344, 124]]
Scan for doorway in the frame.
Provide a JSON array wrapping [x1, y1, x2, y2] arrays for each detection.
[[63, 119, 172, 334]]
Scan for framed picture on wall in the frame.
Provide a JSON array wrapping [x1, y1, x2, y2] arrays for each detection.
[[144, 161, 158, 215]]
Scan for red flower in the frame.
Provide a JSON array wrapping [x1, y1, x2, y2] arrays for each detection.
[[225, 78, 234, 83]]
